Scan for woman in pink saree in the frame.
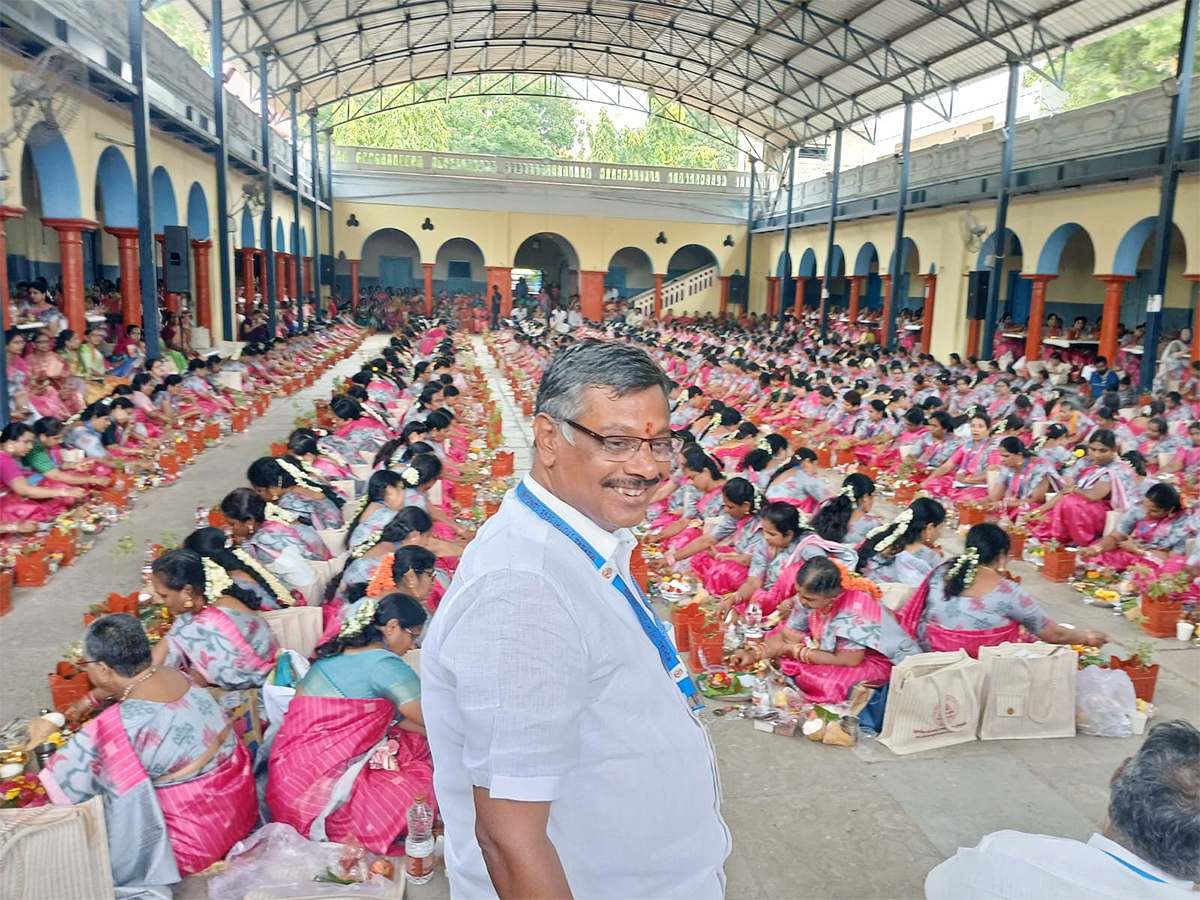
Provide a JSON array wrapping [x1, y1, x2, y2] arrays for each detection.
[[0, 422, 86, 522], [729, 557, 920, 704], [1030, 429, 1137, 546], [921, 409, 995, 502], [898, 524, 1107, 657], [647, 450, 726, 552], [668, 477, 764, 595], [267, 593, 434, 853], [43, 614, 256, 892], [983, 437, 1059, 523], [324, 394, 392, 462], [16, 330, 80, 418], [1077, 483, 1193, 578]]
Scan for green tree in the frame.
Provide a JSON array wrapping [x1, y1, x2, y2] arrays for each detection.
[[1039, 11, 1197, 110], [145, 6, 210, 68]]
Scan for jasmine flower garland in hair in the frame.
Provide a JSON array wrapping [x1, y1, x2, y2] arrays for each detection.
[[232, 546, 294, 607], [401, 466, 421, 487], [875, 509, 913, 554], [264, 503, 300, 524], [201, 557, 234, 603], [276, 457, 321, 492], [840, 483, 857, 501], [340, 599, 377, 638], [351, 527, 384, 559], [949, 546, 981, 588]]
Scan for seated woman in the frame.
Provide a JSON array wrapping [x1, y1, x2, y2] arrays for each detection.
[[647, 449, 727, 552], [764, 448, 831, 513], [45, 615, 256, 889], [858, 500, 947, 586], [99, 396, 159, 470], [288, 428, 357, 489], [669, 477, 765, 596], [184, 526, 296, 611], [984, 436, 1059, 522], [729, 558, 920, 704], [899, 524, 1108, 657], [1136, 417, 1179, 474], [907, 411, 961, 474], [266, 593, 433, 853], [740, 434, 791, 490], [27, 417, 111, 490], [146, 549, 279, 689], [0, 422, 87, 524], [1078, 483, 1192, 577], [815, 473, 881, 547], [221, 488, 330, 592], [332, 508, 435, 605], [362, 545, 440, 609], [718, 500, 859, 618], [1034, 423, 1074, 471], [247, 456, 346, 531], [323, 394, 392, 462], [921, 409, 995, 502], [393, 450, 472, 544], [861, 407, 927, 470], [710, 422, 761, 472], [181, 358, 233, 415], [1160, 420, 1200, 478], [1030, 429, 1139, 546]]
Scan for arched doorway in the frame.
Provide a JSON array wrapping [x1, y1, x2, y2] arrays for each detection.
[[853, 243, 881, 309], [606, 247, 654, 299], [361, 228, 421, 292], [826, 245, 848, 311], [435, 238, 486, 296], [514, 233, 579, 300], [797, 248, 819, 309], [1114, 219, 1190, 334], [975, 228, 1026, 322], [894, 238, 921, 314], [14, 128, 84, 312], [776, 250, 794, 313], [94, 147, 137, 288], [666, 244, 718, 280], [1035, 224, 1097, 330]]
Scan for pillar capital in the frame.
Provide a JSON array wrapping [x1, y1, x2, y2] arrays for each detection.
[[1093, 274, 1137, 284], [104, 226, 140, 239], [0, 205, 27, 221], [345, 258, 361, 265], [41, 217, 98, 233], [1020, 272, 1058, 283], [191, 238, 213, 250]]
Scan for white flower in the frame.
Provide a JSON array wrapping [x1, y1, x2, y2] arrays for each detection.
[[401, 466, 421, 487]]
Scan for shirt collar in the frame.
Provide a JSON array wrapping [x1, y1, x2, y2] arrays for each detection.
[[1087, 834, 1192, 887], [523, 474, 633, 564]]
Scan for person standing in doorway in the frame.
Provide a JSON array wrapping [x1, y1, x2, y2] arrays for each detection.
[[491, 284, 503, 330], [422, 339, 730, 899]]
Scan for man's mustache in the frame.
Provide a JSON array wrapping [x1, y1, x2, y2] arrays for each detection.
[[602, 476, 663, 490]]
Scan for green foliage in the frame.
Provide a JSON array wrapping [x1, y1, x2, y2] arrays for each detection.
[[1033, 11, 1198, 111], [583, 104, 737, 169], [146, 6, 210, 68]]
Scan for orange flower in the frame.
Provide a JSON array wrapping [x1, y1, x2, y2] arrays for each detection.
[[365, 553, 396, 597], [832, 560, 882, 601]]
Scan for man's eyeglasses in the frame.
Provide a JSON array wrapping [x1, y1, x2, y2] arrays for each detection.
[[562, 419, 682, 462]]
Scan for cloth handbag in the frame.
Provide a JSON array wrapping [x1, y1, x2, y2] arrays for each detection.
[[978, 642, 1077, 740], [879, 650, 984, 755]]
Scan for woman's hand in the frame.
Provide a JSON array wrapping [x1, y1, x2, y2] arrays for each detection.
[[727, 647, 760, 670], [59, 487, 86, 499], [776, 597, 795, 619], [64, 696, 93, 728], [1077, 544, 1101, 560], [715, 594, 739, 620], [1118, 539, 1141, 554]]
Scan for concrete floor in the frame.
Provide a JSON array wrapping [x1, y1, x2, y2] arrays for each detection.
[[7, 334, 1197, 900]]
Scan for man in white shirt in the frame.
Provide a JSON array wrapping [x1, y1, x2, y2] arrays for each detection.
[[926, 719, 1199, 899], [422, 339, 730, 899]]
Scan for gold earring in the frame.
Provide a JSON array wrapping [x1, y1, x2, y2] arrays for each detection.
[[184, 600, 193, 608]]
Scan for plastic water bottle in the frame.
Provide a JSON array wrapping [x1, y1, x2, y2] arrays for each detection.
[[405, 794, 435, 885], [140, 541, 155, 584], [751, 671, 771, 714], [744, 600, 764, 642]]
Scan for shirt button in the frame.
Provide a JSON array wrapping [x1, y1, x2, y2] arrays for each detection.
[[601, 566, 614, 579]]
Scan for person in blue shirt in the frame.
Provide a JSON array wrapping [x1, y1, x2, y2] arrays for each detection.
[[1089, 356, 1120, 395]]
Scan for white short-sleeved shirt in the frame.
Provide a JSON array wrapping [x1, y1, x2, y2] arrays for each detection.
[[422, 475, 730, 899]]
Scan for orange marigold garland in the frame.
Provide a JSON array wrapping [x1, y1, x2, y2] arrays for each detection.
[[365, 552, 396, 597], [831, 560, 882, 601]]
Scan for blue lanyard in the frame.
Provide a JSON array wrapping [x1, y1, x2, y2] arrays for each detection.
[[1100, 850, 1166, 883], [515, 482, 702, 710]]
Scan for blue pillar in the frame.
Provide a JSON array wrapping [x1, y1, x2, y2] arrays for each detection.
[[211, 0, 233, 341], [290, 89, 303, 327], [742, 158, 756, 314], [819, 126, 843, 342], [983, 60, 1020, 361], [310, 114, 320, 316], [1140, 0, 1197, 388], [885, 98, 913, 351], [259, 51, 276, 336], [325, 128, 335, 298], [777, 145, 795, 332], [128, 0, 160, 358]]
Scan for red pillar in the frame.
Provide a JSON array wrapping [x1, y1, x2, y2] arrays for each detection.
[[1095, 274, 1135, 365], [1188, 274, 1200, 362], [765, 276, 781, 316], [580, 270, 606, 321], [105, 227, 142, 327], [42, 218, 96, 333], [919, 273, 937, 353], [1021, 274, 1056, 362], [485, 266, 513, 315], [880, 274, 893, 345], [794, 276, 808, 316], [285, 253, 297, 300], [422, 262, 434, 315], [348, 259, 360, 311], [191, 239, 212, 333], [718, 275, 730, 317], [653, 273, 665, 318], [847, 275, 864, 325], [967, 319, 982, 357], [239, 248, 255, 314], [275, 253, 287, 305]]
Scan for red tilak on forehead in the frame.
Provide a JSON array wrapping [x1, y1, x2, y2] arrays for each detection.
[[644, 422, 653, 435]]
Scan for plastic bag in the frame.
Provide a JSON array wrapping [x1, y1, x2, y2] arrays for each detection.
[[207, 823, 397, 899], [1076, 666, 1136, 738]]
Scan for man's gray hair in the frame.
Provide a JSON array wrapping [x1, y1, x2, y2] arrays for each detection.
[[535, 339, 671, 422], [1108, 718, 1200, 880]]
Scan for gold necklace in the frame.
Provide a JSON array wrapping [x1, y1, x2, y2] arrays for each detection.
[[118, 667, 158, 702]]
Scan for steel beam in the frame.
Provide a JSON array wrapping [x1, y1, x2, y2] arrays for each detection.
[[325, 128, 335, 303], [1141, 0, 1197, 389], [885, 99, 913, 352], [819, 125, 843, 342], [291, 88, 304, 327], [778, 146, 795, 332], [212, 0, 234, 342], [260, 51, 278, 336], [982, 60, 1019, 361], [742, 157, 756, 315], [310, 114, 321, 315], [129, 0, 161, 359]]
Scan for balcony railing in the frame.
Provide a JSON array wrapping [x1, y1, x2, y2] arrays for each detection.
[[333, 146, 750, 193]]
